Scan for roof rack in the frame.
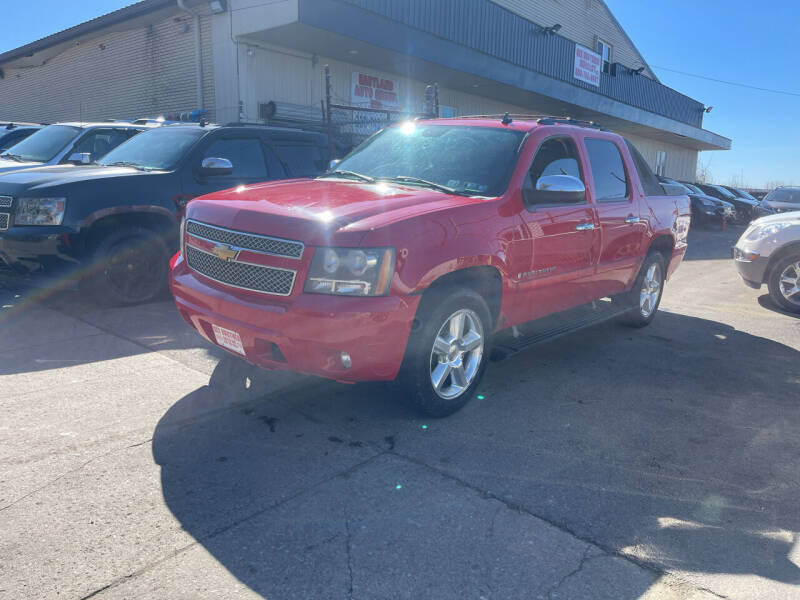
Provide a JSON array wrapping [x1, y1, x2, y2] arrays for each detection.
[[536, 116, 607, 130]]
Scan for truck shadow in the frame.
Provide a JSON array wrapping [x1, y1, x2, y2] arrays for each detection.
[[152, 311, 800, 598], [758, 294, 800, 319]]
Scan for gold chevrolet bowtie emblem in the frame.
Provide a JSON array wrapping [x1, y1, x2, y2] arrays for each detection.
[[212, 243, 239, 262]]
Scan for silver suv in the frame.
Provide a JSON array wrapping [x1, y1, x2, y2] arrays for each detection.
[[733, 211, 800, 312], [0, 122, 157, 175]]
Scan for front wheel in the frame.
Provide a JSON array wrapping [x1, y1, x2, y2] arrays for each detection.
[[767, 254, 800, 313], [81, 227, 169, 306], [616, 251, 665, 328], [398, 287, 491, 417]]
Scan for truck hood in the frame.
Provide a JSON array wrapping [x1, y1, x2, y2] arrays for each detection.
[[0, 158, 45, 174], [0, 164, 146, 194], [186, 178, 484, 245]]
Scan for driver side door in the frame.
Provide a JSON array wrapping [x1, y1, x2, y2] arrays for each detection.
[[515, 135, 600, 321]]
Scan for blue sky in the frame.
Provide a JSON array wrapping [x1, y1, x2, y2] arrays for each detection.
[[5, 1, 799, 188]]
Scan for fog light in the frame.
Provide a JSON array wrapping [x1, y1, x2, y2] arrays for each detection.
[[340, 351, 352, 369]]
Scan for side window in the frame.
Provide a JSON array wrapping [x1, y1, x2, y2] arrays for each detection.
[[263, 145, 287, 179], [274, 144, 324, 178], [624, 139, 662, 197], [203, 137, 267, 179], [523, 136, 585, 206], [585, 138, 629, 202], [72, 129, 129, 161]]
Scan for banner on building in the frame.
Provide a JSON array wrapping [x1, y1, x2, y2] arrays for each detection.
[[573, 45, 601, 87], [351, 72, 400, 109]]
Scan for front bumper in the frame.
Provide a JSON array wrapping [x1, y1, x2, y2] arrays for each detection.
[[732, 246, 769, 288], [0, 226, 79, 273], [170, 256, 420, 382]]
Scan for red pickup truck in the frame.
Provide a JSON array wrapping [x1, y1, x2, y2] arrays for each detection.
[[170, 116, 690, 416]]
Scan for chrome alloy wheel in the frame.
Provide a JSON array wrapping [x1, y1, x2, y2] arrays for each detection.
[[429, 308, 484, 400], [778, 261, 800, 307], [639, 262, 662, 318]]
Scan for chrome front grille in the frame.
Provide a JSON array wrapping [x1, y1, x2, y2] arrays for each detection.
[[0, 196, 12, 208], [0, 213, 8, 231], [186, 220, 304, 259], [185, 245, 296, 296]]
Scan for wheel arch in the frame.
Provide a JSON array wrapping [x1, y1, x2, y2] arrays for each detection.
[[765, 241, 800, 284], [80, 207, 178, 255], [415, 265, 504, 330]]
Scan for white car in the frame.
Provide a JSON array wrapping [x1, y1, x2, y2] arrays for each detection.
[[733, 211, 800, 312], [0, 121, 157, 175]]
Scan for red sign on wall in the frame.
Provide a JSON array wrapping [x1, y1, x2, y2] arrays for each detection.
[[574, 45, 601, 87]]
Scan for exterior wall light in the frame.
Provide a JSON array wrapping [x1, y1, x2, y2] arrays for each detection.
[[209, 0, 227, 13], [542, 24, 561, 35]]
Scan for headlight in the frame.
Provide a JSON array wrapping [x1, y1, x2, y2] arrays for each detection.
[[15, 197, 66, 226], [305, 247, 395, 296], [745, 222, 791, 241]]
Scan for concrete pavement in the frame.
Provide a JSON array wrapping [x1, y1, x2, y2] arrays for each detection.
[[1, 226, 798, 599]]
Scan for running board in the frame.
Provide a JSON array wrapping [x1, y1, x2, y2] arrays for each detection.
[[490, 299, 628, 361]]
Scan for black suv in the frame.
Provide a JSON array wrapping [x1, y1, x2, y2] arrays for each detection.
[[0, 123, 328, 305]]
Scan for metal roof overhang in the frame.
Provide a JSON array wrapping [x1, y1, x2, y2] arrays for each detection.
[[244, 0, 729, 151]]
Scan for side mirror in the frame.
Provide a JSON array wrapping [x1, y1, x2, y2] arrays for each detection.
[[68, 152, 91, 165], [523, 174, 585, 207], [329, 159, 341, 170], [198, 157, 233, 177]]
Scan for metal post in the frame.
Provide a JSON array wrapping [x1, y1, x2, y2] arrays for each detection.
[[433, 82, 439, 118], [324, 65, 334, 160]]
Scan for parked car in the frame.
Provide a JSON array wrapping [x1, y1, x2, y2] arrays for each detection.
[[0, 123, 41, 153], [695, 183, 759, 223], [0, 123, 329, 305], [170, 116, 690, 416], [0, 121, 156, 175], [756, 186, 800, 217], [658, 176, 733, 227], [723, 185, 760, 205], [733, 211, 800, 313]]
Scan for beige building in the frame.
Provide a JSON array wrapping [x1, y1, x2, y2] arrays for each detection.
[[0, 0, 729, 180]]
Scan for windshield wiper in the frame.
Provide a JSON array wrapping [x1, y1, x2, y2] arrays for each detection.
[[317, 170, 375, 183], [104, 161, 147, 171], [0, 153, 26, 162], [383, 175, 461, 195]]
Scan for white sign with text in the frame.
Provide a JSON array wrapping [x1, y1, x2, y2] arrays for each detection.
[[573, 45, 601, 87]]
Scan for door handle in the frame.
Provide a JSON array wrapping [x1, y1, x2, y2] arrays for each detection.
[[575, 222, 595, 231], [625, 215, 641, 224]]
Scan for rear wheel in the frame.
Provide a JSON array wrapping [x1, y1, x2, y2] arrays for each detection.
[[81, 227, 169, 306], [767, 253, 800, 313], [617, 251, 665, 328], [398, 286, 491, 417]]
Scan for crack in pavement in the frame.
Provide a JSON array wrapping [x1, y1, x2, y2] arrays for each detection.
[[387, 448, 724, 599], [544, 544, 595, 598], [74, 450, 388, 599], [344, 509, 355, 600]]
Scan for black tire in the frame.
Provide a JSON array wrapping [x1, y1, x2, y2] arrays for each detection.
[[616, 251, 666, 328], [397, 286, 492, 417], [81, 227, 169, 306], [767, 253, 800, 313]]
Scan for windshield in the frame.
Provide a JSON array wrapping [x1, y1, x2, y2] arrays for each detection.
[[709, 184, 737, 199], [764, 188, 800, 204], [97, 127, 205, 170], [330, 124, 524, 196], [733, 187, 757, 201], [0, 124, 80, 163], [683, 183, 702, 194]]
